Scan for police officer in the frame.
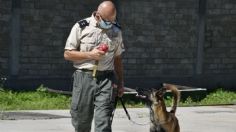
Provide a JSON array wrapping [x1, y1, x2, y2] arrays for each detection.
[[64, 1, 125, 132]]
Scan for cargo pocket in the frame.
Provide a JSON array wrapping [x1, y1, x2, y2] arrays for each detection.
[[71, 71, 83, 111], [95, 78, 113, 106]]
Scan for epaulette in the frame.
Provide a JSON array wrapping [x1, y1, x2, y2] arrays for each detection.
[[77, 19, 89, 28], [114, 22, 122, 29]]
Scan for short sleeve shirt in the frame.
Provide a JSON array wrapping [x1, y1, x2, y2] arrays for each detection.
[[65, 14, 125, 71]]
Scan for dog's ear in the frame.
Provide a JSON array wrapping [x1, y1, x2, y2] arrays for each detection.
[[163, 83, 167, 87], [151, 88, 156, 92], [163, 83, 175, 90], [155, 92, 163, 101], [155, 87, 166, 98], [161, 87, 167, 94]]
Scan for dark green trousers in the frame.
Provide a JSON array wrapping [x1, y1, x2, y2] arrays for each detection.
[[70, 70, 116, 132]]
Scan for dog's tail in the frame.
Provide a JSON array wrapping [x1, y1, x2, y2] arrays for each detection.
[[163, 83, 180, 114]]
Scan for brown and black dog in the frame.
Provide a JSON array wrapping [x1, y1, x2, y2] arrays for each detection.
[[136, 83, 180, 132]]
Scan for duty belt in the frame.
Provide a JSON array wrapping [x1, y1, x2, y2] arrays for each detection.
[[79, 69, 113, 77]]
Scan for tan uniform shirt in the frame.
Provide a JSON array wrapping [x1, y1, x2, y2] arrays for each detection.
[[65, 14, 125, 71]]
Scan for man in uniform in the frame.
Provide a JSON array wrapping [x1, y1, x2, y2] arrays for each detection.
[[64, 1, 125, 132]]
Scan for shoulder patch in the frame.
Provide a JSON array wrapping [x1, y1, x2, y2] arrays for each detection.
[[77, 20, 89, 28]]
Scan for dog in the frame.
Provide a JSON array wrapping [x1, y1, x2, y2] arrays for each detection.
[[136, 83, 180, 132]]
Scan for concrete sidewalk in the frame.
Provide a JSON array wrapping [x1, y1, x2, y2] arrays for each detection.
[[0, 105, 236, 132]]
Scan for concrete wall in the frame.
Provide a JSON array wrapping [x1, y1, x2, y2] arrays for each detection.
[[0, 0, 11, 76], [118, 0, 236, 89], [0, 0, 235, 90], [205, 0, 236, 74]]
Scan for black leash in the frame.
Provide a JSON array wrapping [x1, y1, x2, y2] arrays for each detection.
[[119, 97, 131, 120], [110, 96, 118, 124], [111, 97, 150, 126]]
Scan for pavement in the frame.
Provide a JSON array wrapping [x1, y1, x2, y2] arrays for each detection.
[[0, 105, 236, 132]]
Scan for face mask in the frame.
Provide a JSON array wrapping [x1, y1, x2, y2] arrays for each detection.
[[99, 19, 113, 29]]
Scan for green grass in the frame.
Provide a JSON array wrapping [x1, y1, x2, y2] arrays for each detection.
[[0, 86, 236, 110], [120, 89, 236, 108], [0, 85, 71, 111], [193, 89, 236, 106], [168, 89, 236, 107]]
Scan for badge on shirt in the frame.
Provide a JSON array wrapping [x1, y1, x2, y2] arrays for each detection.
[[78, 20, 89, 28]]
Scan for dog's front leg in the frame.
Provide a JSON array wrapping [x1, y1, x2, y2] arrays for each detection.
[[150, 123, 166, 132]]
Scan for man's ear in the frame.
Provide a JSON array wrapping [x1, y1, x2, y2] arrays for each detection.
[[95, 12, 101, 21]]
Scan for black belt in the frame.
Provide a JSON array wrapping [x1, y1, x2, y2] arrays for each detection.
[[79, 69, 113, 76]]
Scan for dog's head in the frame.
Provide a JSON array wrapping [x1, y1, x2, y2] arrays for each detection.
[[149, 87, 166, 105], [136, 85, 166, 105]]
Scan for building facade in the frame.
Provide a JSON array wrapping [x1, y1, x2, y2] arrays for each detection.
[[0, 0, 235, 90]]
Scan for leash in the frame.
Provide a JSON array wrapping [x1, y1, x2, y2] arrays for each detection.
[[110, 96, 118, 124], [111, 97, 151, 126], [119, 97, 131, 120]]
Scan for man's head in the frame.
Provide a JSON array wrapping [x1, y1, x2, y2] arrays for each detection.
[[95, 1, 117, 29]]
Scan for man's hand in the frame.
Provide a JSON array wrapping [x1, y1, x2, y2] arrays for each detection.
[[117, 84, 125, 97], [89, 48, 105, 60]]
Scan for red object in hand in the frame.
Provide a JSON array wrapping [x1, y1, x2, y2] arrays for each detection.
[[92, 43, 108, 78], [97, 44, 109, 53]]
